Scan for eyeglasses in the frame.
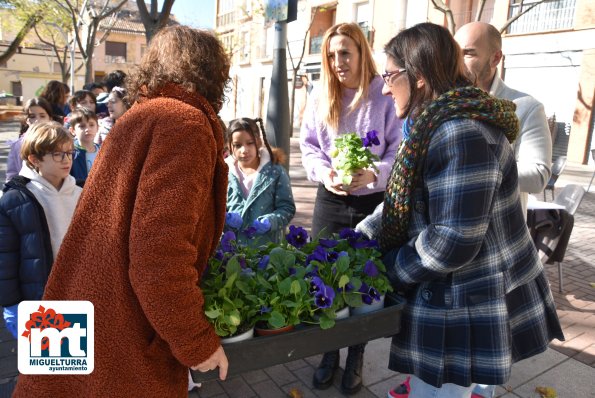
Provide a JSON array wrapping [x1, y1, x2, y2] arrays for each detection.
[[382, 69, 407, 86], [50, 151, 76, 162]]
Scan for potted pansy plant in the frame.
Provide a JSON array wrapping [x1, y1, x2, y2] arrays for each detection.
[[252, 246, 314, 334], [330, 130, 381, 188], [284, 226, 383, 329], [201, 231, 260, 339], [336, 229, 393, 314]]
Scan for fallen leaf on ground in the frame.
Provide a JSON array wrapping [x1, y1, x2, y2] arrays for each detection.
[[535, 386, 558, 398], [288, 387, 303, 398]]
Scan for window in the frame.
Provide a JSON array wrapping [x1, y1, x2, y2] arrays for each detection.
[[508, 0, 576, 34], [239, 31, 250, 63], [354, 2, 372, 44], [11, 81, 22, 97], [53, 62, 62, 74], [0, 60, 7, 68], [105, 41, 127, 63]]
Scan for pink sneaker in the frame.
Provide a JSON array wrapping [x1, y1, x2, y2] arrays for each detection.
[[387, 376, 411, 398]]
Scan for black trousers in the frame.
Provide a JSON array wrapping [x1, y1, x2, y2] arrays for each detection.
[[311, 185, 384, 360], [311, 184, 384, 238]]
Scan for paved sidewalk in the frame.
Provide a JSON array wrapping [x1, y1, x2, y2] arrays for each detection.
[[190, 135, 595, 398], [1, 121, 594, 397]]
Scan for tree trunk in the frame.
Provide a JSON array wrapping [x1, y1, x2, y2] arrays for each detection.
[[0, 12, 43, 65], [137, 0, 175, 44]]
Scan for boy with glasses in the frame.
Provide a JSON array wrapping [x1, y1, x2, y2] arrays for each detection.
[[0, 122, 83, 338]]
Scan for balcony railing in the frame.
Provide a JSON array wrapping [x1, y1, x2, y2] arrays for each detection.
[[217, 11, 235, 27], [104, 55, 126, 64], [507, 0, 576, 34]]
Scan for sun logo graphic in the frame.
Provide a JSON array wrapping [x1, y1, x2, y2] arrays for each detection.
[[17, 301, 94, 374]]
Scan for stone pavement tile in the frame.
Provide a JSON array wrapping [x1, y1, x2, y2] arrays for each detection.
[[241, 369, 270, 384], [284, 358, 310, 371], [496, 393, 522, 398], [218, 376, 257, 398], [510, 357, 595, 398], [195, 380, 226, 398], [263, 363, 297, 386], [358, 338, 398, 385], [504, 348, 567, 389], [291, 362, 315, 386], [573, 343, 595, 366], [495, 385, 514, 397], [250, 379, 286, 398], [279, 380, 318, 398]]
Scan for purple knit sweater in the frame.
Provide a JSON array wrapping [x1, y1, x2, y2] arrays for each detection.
[[300, 75, 403, 196]]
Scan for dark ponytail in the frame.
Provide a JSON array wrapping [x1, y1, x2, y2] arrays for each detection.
[[254, 118, 276, 163]]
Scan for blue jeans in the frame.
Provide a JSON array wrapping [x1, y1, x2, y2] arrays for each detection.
[[472, 384, 496, 397], [408, 375, 476, 398]]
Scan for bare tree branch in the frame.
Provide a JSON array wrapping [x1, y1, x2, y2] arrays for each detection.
[[475, 0, 487, 21], [499, 0, 547, 34], [287, 5, 320, 135], [430, 0, 455, 34]]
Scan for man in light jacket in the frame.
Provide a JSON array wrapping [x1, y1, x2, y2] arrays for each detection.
[[455, 22, 552, 217]]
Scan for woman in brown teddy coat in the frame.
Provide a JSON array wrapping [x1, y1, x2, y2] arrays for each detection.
[[14, 26, 231, 397]]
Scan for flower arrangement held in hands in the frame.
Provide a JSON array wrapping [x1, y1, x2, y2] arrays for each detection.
[[201, 213, 394, 337], [330, 130, 381, 187]]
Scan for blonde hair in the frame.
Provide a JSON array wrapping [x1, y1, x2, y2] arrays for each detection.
[[320, 23, 378, 131], [21, 121, 73, 170]]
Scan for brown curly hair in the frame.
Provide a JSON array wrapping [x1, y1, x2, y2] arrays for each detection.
[[127, 26, 230, 113]]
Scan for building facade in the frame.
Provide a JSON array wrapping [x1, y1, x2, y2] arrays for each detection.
[[215, 0, 594, 164], [0, 1, 153, 102]]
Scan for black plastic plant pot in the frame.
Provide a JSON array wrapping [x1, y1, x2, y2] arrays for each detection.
[[190, 293, 406, 382]]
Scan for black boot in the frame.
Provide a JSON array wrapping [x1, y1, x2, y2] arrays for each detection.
[[341, 344, 365, 395], [312, 350, 339, 390]]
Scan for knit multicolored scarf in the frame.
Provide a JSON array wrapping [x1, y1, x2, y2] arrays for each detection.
[[379, 86, 519, 250]]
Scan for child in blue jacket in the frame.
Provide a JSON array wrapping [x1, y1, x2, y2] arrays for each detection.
[[225, 117, 295, 243], [0, 122, 82, 338]]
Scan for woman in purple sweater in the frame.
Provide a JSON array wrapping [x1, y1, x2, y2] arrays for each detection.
[[299, 22, 402, 395]]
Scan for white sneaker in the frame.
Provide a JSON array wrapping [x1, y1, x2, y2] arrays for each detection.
[[188, 370, 202, 391]]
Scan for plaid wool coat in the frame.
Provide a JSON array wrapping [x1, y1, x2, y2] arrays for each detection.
[[358, 118, 564, 388]]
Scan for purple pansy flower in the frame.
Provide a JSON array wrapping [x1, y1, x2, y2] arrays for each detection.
[[319, 238, 339, 248], [220, 231, 236, 253], [258, 255, 270, 269], [309, 276, 325, 294], [259, 305, 271, 314], [243, 226, 257, 239], [286, 225, 309, 248], [314, 284, 335, 309], [307, 246, 327, 264], [362, 130, 380, 147], [363, 260, 379, 277]]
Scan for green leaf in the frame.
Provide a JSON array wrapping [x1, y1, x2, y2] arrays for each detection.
[[270, 247, 296, 269], [278, 277, 292, 294], [204, 309, 221, 319], [269, 311, 286, 328], [290, 280, 301, 294], [344, 293, 363, 307], [319, 316, 335, 330], [338, 275, 350, 289]]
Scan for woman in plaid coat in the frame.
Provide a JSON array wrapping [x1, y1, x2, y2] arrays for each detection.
[[358, 23, 563, 397]]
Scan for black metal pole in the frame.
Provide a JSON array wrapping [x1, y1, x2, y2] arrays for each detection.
[[265, 21, 290, 170]]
